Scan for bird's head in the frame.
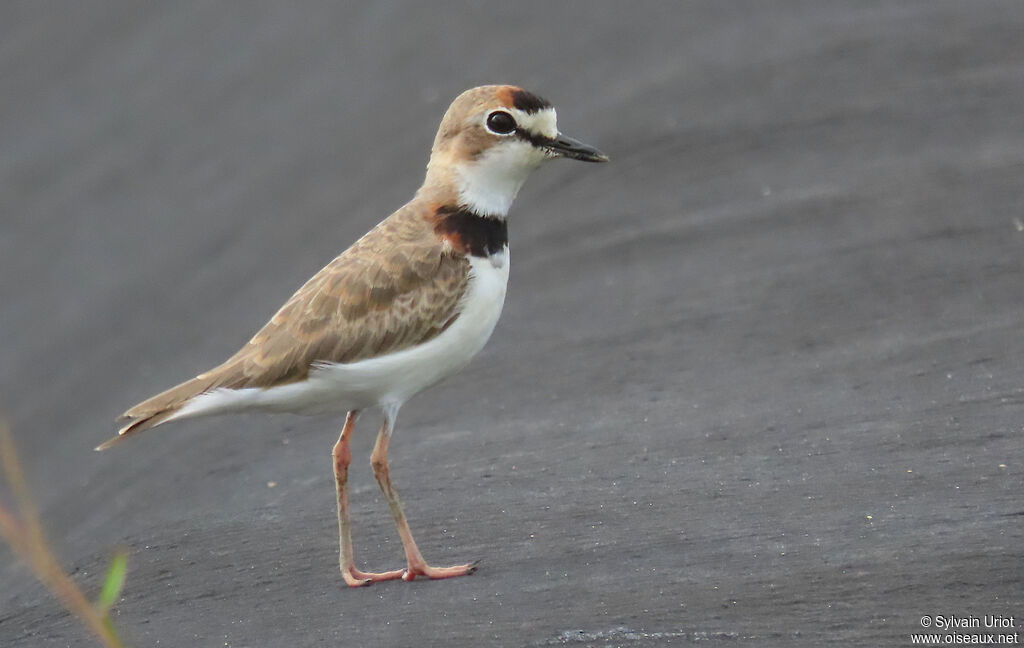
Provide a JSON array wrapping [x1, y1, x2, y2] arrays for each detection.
[[424, 85, 608, 217]]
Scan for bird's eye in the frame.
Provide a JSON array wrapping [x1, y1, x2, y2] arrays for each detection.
[[485, 111, 516, 135]]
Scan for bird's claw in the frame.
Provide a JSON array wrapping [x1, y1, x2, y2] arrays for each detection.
[[401, 560, 480, 581]]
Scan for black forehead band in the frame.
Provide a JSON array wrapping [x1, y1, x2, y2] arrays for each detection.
[[510, 89, 552, 113]]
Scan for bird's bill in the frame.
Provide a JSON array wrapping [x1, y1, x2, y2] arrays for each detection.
[[544, 133, 609, 162]]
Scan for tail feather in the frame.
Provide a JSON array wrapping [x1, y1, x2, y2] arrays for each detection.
[[96, 369, 234, 451], [95, 409, 180, 450]]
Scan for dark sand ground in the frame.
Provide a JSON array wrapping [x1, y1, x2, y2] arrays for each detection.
[[2, 2, 1022, 646]]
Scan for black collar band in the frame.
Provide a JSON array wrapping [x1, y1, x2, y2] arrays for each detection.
[[434, 206, 508, 258]]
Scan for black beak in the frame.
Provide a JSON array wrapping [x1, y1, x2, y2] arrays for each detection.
[[544, 133, 609, 163]]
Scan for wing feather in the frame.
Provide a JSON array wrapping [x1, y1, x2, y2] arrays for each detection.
[[102, 205, 468, 447]]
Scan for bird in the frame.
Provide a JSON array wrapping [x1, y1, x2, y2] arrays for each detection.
[[96, 85, 607, 586]]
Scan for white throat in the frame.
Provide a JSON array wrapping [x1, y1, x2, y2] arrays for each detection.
[[455, 141, 545, 217]]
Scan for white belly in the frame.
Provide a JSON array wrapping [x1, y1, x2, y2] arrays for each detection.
[[170, 251, 509, 421]]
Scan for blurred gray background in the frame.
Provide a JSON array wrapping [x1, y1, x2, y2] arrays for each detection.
[[2, 2, 1023, 646]]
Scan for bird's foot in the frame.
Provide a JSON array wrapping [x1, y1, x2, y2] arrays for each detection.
[[402, 559, 480, 581], [342, 565, 405, 587]]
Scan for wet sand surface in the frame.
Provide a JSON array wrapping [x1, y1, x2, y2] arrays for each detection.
[[2, 3, 1022, 646]]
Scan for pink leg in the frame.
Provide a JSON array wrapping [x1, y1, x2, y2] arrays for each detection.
[[370, 414, 478, 581], [333, 410, 404, 587]]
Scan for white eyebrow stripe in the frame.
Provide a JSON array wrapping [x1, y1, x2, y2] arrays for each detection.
[[510, 107, 558, 139]]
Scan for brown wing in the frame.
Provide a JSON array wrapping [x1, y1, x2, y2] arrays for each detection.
[[214, 209, 468, 387], [100, 205, 468, 448]]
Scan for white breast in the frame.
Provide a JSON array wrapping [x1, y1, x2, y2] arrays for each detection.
[[170, 251, 510, 421]]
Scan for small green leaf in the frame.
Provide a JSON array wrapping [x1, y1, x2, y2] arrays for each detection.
[[97, 551, 128, 612]]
